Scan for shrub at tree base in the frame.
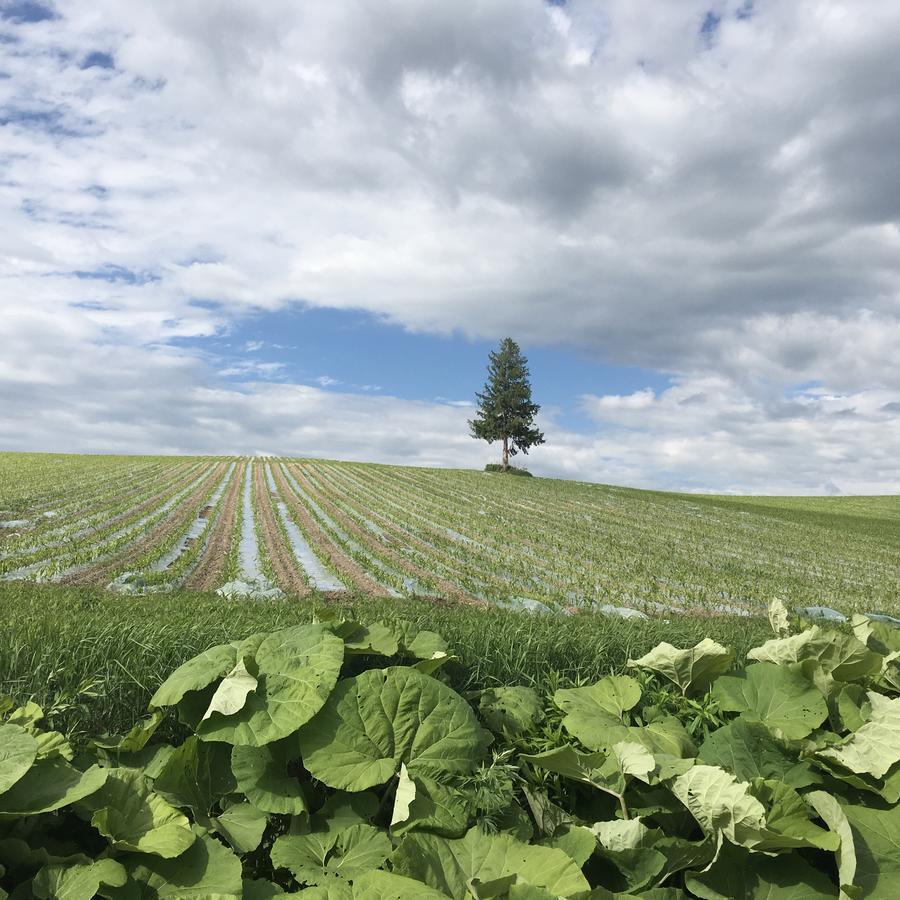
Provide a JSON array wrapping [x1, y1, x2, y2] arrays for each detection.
[[0, 602, 898, 897], [484, 464, 533, 477]]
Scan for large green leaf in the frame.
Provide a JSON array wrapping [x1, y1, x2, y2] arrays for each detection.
[[520, 745, 607, 785], [479, 687, 542, 736], [32, 859, 126, 900], [842, 801, 900, 898], [81, 767, 195, 858], [553, 676, 641, 746], [747, 627, 881, 682], [117, 831, 243, 898], [851, 613, 900, 656], [202, 658, 258, 720], [231, 739, 307, 815], [669, 765, 766, 846], [299, 666, 489, 791], [748, 780, 838, 852], [712, 662, 828, 740], [153, 735, 236, 818], [271, 823, 391, 886], [198, 624, 345, 746], [685, 840, 839, 899], [212, 801, 268, 854], [0, 758, 107, 816], [805, 791, 857, 899], [817, 693, 900, 779], [698, 719, 818, 789], [150, 642, 242, 709], [767, 598, 792, 637], [627, 640, 733, 696], [392, 827, 591, 898], [586, 717, 696, 758], [0, 723, 37, 795], [295, 869, 448, 899]]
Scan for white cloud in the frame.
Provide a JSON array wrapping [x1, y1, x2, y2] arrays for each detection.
[[314, 375, 342, 387], [1, 1, 899, 491]]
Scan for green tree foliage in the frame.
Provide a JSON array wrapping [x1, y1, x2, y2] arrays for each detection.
[[469, 338, 545, 471]]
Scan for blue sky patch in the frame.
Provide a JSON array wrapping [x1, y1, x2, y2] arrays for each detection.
[[82, 51, 114, 70], [174, 306, 670, 433], [0, 1, 56, 24]]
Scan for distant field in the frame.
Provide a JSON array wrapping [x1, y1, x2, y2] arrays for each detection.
[[1, 452, 898, 616]]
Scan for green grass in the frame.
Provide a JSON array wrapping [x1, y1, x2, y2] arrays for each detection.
[[0, 582, 771, 740]]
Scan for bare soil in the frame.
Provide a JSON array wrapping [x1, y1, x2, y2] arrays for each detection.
[[183, 461, 246, 592], [289, 464, 484, 607], [253, 462, 312, 598], [62, 462, 228, 586], [271, 462, 382, 596]]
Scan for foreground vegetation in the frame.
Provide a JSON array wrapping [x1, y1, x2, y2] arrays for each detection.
[[1, 597, 897, 897], [0, 584, 772, 739], [2, 452, 899, 616]]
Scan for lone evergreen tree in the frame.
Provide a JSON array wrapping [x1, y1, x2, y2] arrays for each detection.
[[469, 338, 545, 471]]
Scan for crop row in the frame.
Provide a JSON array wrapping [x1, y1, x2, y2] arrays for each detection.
[[1, 454, 898, 618]]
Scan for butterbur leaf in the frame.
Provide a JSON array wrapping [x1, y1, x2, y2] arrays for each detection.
[[835, 684, 871, 733], [554, 675, 641, 745], [669, 765, 766, 846], [542, 824, 596, 867], [212, 801, 268, 854], [767, 598, 792, 637], [0, 758, 107, 816], [231, 740, 307, 815], [712, 662, 827, 740], [392, 827, 591, 898], [82, 768, 195, 858], [748, 780, 838, 852], [299, 666, 489, 791], [842, 801, 900, 899], [153, 735, 236, 818], [118, 831, 242, 898], [479, 686, 542, 736], [698, 719, 818, 789], [612, 741, 655, 781], [6, 701, 43, 728], [389, 772, 470, 837], [202, 658, 258, 720], [628, 640, 732, 696], [198, 624, 345, 746], [92, 710, 164, 753], [340, 621, 400, 657], [588, 717, 696, 758], [748, 626, 881, 682], [271, 823, 391, 885], [0, 723, 37, 795], [32, 858, 126, 900], [150, 642, 241, 709], [295, 869, 447, 899], [851, 613, 900, 656], [817, 693, 900, 779], [685, 840, 839, 899], [520, 745, 606, 784], [390, 763, 416, 829], [805, 791, 857, 899]]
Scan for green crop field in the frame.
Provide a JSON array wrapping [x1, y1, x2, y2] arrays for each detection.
[[1, 451, 899, 897], [1, 451, 898, 618]]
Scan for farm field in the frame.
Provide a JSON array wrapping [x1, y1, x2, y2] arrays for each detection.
[[2, 451, 899, 618]]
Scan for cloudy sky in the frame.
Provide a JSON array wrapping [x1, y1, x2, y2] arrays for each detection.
[[1, 0, 899, 494]]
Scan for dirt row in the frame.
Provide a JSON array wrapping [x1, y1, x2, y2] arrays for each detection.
[[62, 462, 229, 586], [252, 462, 312, 598], [311, 462, 487, 590], [183, 461, 246, 592], [289, 463, 483, 607], [270, 462, 382, 596]]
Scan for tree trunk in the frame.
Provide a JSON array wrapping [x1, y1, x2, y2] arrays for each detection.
[[502, 436, 509, 472]]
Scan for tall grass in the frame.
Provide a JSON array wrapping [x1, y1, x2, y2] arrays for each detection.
[[0, 583, 771, 739]]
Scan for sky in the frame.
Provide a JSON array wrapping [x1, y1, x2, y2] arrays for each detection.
[[1, 0, 899, 494]]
